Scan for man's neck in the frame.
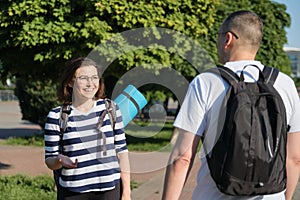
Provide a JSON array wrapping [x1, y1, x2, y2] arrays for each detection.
[[228, 46, 257, 62]]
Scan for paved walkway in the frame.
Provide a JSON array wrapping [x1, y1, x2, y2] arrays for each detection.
[[0, 101, 197, 199], [0, 101, 299, 199]]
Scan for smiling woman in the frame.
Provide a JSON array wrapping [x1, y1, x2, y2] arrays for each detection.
[[44, 57, 131, 200], [57, 58, 105, 105], [71, 65, 100, 109]]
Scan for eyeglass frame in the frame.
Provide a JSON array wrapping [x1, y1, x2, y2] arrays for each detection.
[[75, 75, 100, 83], [217, 31, 239, 39]]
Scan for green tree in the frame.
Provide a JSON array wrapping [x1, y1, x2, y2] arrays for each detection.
[[170, 0, 292, 142], [0, 0, 217, 127], [201, 0, 291, 74], [0, 0, 291, 127]]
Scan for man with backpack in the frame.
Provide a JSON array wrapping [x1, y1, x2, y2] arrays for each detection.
[[162, 10, 300, 200]]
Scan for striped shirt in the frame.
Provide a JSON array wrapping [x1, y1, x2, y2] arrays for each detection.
[[44, 99, 128, 193]]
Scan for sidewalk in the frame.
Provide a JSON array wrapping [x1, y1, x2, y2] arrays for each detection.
[[0, 101, 197, 199], [0, 101, 299, 199], [0, 101, 42, 138], [0, 142, 198, 199]]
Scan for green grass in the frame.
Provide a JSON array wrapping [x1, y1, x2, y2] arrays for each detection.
[[0, 174, 56, 200], [0, 174, 139, 200], [126, 120, 174, 152], [2, 135, 44, 146]]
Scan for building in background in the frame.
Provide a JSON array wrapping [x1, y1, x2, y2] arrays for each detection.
[[284, 47, 300, 78]]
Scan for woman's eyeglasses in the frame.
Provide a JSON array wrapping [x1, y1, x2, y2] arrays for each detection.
[[75, 75, 99, 83]]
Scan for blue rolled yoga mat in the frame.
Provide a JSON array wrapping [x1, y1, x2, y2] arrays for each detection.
[[114, 85, 147, 127]]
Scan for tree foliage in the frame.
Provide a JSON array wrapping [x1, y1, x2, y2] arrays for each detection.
[[0, 0, 110, 80], [0, 0, 217, 81], [0, 0, 292, 127], [202, 0, 291, 74], [0, 0, 217, 127]]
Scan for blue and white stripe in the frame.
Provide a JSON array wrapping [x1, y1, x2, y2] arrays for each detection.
[[44, 99, 128, 193]]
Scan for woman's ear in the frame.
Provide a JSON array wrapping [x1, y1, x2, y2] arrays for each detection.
[[68, 81, 74, 88]]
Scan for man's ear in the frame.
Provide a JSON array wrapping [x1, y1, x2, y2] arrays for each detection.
[[224, 32, 234, 49]]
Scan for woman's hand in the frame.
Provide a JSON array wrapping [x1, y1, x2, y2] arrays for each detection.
[[58, 154, 78, 169], [121, 191, 131, 200]]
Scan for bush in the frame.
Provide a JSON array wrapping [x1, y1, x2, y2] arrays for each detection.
[[14, 78, 60, 128], [4, 134, 44, 146], [294, 77, 300, 88], [0, 174, 138, 199], [0, 174, 56, 200]]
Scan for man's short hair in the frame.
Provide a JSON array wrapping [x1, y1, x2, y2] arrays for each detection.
[[222, 10, 263, 47]]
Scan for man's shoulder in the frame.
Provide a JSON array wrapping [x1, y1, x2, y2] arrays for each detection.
[[193, 68, 225, 82], [273, 70, 295, 87]]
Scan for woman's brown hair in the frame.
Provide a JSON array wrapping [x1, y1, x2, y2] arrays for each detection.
[[57, 57, 106, 104]]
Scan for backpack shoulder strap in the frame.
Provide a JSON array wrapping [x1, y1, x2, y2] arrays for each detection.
[[58, 104, 71, 154], [206, 65, 240, 85], [59, 104, 71, 133], [96, 99, 117, 156], [97, 99, 117, 131], [105, 98, 117, 129], [262, 66, 279, 85]]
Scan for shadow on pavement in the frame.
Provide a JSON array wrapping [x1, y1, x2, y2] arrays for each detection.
[[0, 162, 11, 170], [0, 128, 42, 139]]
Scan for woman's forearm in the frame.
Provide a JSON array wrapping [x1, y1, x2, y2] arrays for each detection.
[[118, 152, 131, 199], [45, 155, 62, 170]]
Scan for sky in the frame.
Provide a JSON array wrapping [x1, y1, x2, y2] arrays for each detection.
[[273, 0, 300, 48]]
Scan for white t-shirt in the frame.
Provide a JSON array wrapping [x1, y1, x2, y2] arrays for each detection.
[[174, 60, 300, 200]]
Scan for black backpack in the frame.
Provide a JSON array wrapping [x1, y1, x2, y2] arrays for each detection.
[[53, 99, 117, 189], [204, 65, 288, 196]]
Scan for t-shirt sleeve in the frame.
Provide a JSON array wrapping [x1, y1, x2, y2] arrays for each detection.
[[173, 76, 208, 136], [44, 108, 61, 160], [275, 73, 300, 133], [287, 87, 300, 133]]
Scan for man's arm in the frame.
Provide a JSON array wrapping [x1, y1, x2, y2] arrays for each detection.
[[162, 128, 201, 200], [286, 131, 300, 200]]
